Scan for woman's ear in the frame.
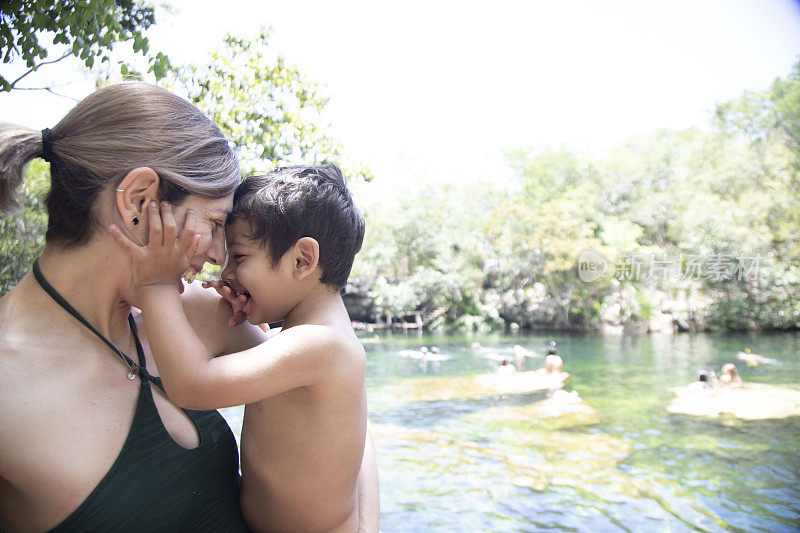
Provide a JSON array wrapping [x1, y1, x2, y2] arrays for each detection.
[[292, 237, 320, 280], [115, 167, 160, 229]]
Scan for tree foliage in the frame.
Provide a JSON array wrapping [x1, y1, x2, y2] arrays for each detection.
[[169, 30, 370, 180], [0, 161, 49, 293], [0, 0, 169, 91], [352, 60, 800, 332], [1, 28, 369, 291]]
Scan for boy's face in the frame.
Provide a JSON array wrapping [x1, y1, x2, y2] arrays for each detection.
[[221, 219, 296, 325]]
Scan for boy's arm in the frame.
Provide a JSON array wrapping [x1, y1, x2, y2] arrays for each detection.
[[110, 202, 348, 409], [138, 290, 348, 409]]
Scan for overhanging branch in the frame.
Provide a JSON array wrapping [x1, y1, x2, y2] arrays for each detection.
[[6, 51, 72, 90]]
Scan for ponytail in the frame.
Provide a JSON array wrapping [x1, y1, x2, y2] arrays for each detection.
[[0, 125, 46, 214]]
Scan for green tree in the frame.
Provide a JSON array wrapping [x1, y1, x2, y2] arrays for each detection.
[[352, 181, 498, 330], [0, 161, 49, 293], [170, 30, 369, 179], [0, 0, 170, 91]]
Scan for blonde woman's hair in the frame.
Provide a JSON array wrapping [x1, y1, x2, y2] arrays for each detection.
[[721, 363, 739, 379], [0, 82, 240, 245]]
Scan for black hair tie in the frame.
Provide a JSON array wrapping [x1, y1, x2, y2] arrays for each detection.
[[41, 128, 53, 162]]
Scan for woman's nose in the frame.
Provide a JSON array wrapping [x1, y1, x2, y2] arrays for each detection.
[[206, 231, 226, 266], [221, 260, 236, 282]]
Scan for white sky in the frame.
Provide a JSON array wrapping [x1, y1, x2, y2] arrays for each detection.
[[2, 0, 800, 187]]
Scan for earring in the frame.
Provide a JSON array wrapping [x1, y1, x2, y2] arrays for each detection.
[[132, 216, 139, 226]]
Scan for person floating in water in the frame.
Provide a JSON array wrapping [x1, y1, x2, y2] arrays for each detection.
[[720, 363, 743, 387], [425, 346, 450, 362], [545, 341, 563, 374], [737, 348, 776, 366]]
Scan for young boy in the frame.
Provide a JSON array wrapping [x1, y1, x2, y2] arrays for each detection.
[[111, 165, 368, 532]]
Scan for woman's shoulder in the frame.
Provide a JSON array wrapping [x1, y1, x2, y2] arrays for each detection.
[[0, 276, 52, 357]]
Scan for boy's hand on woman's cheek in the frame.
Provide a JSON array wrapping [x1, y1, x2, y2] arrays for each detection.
[[202, 280, 248, 327]]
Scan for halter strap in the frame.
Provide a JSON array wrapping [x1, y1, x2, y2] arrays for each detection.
[[32, 258, 162, 387]]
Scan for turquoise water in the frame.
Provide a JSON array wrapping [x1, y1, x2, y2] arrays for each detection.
[[222, 331, 800, 532]]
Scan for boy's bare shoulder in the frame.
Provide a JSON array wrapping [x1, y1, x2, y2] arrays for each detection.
[[277, 323, 366, 374]]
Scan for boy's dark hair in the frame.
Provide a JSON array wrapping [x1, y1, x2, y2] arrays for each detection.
[[229, 164, 365, 292]]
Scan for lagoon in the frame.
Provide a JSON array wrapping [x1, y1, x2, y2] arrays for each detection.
[[222, 330, 800, 532]]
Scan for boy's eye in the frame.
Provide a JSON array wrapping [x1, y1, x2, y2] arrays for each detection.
[[233, 254, 245, 262]]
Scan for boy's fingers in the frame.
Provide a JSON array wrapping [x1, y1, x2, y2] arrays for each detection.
[[183, 266, 198, 280], [178, 210, 198, 252], [229, 311, 247, 327], [218, 285, 233, 299], [188, 234, 201, 261], [201, 279, 224, 289], [161, 202, 177, 244], [184, 208, 197, 235], [148, 201, 162, 245]]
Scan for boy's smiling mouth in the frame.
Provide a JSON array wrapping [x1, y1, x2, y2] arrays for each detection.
[[220, 280, 252, 314]]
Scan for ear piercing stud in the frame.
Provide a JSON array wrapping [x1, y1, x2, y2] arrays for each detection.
[[132, 216, 139, 226]]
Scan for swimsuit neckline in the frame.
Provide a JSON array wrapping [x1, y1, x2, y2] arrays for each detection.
[[31, 257, 160, 386]]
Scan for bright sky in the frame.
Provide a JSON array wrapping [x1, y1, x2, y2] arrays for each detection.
[[3, 0, 800, 187]]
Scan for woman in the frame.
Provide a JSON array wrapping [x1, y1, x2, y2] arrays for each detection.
[[720, 363, 743, 387], [0, 83, 377, 532]]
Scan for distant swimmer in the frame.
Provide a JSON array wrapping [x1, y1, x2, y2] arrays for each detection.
[[737, 348, 777, 366], [471, 342, 498, 355], [687, 371, 715, 396], [398, 346, 428, 359], [545, 341, 563, 374], [497, 358, 517, 376], [470, 342, 507, 363], [512, 344, 539, 371], [424, 346, 452, 362], [720, 363, 743, 387]]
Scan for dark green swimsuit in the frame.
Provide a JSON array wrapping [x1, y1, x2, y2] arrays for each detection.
[[49, 374, 249, 532], [32, 261, 250, 532]]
